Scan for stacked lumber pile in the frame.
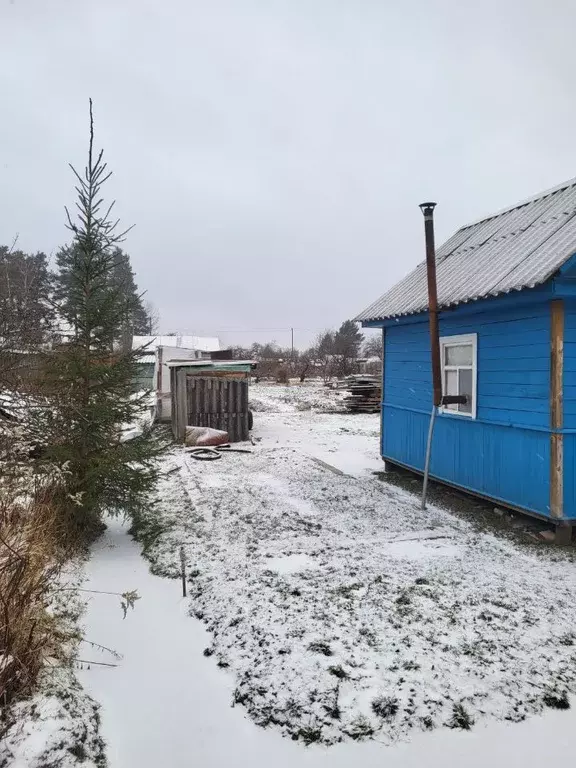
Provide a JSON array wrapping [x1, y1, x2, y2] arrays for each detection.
[[343, 375, 381, 413]]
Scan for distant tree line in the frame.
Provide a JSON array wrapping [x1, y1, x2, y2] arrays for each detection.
[[231, 321, 382, 381], [0, 241, 157, 364]]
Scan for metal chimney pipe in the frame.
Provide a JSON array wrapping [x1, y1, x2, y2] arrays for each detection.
[[418, 202, 466, 511], [419, 202, 442, 408], [420, 201, 439, 511]]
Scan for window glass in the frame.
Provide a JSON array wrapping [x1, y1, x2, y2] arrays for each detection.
[[445, 369, 458, 394], [458, 368, 472, 413], [445, 344, 473, 366], [444, 369, 458, 410]]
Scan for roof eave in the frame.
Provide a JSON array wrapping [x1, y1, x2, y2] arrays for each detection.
[[359, 281, 556, 325]]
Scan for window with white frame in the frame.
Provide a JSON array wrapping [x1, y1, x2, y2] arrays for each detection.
[[439, 333, 477, 417]]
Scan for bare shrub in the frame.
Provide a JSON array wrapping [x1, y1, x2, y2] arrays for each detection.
[[0, 398, 78, 728], [276, 367, 289, 384], [0, 484, 71, 715], [371, 695, 399, 718]]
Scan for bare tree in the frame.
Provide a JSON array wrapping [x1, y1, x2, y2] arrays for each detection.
[[314, 330, 335, 382], [363, 335, 383, 360], [297, 350, 311, 382], [333, 320, 364, 377], [144, 300, 160, 334], [0, 244, 54, 389]]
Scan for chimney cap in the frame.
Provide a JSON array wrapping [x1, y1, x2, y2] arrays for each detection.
[[419, 202, 437, 217]]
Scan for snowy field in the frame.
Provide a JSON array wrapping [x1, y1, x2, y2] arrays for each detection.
[[8, 380, 576, 768], [131, 382, 576, 746]]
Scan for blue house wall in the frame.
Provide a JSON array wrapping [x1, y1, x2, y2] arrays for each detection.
[[375, 289, 563, 519]]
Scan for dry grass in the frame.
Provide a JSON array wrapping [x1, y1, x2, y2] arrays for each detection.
[[0, 447, 75, 725]]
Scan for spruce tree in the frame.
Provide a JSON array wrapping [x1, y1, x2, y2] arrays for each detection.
[[55, 244, 149, 339], [108, 247, 149, 335], [42, 100, 164, 537]]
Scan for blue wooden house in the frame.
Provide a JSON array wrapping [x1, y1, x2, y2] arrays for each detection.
[[356, 179, 576, 533]]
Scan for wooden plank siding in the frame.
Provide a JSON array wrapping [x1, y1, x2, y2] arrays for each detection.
[[385, 302, 552, 427], [382, 299, 555, 518], [186, 377, 250, 442]]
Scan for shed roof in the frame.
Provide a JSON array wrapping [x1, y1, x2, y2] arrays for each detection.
[[166, 359, 255, 369], [132, 335, 220, 352], [356, 178, 576, 322]]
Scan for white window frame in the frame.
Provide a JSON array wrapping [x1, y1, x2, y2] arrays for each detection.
[[439, 333, 477, 419]]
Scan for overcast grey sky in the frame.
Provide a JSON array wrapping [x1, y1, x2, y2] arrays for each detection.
[[1, 0, 576, 348]]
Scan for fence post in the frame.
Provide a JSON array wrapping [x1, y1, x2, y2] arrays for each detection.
[[179, 546, 187, 597]]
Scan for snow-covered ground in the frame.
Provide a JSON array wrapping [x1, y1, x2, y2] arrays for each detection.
[[250, 381, 382, 476], [14, 381, 576, 767], [78, 517, 576, 768], [123, 382, 576, 749], [1, 564, 106, 768]]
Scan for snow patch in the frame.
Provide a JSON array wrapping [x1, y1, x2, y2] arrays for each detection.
[[384, 538, 460, 560], [264, 554, 320, 574]]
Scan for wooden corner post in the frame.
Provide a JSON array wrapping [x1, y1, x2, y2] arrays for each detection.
[[550, 299, 564, 521], [176, 369, 188, 442]]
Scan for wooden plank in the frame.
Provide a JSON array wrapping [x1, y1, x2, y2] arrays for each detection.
[[229, 380, 237, 442], [550, 433, 564, 519], [211, 377, 217, 417], [186, 376, 192, 426], [185, 369, 247, 379], [481, 371, 549, 385], [219, 379, 227, 418], [156, 345, 163, 419], [170, 367, 177, 438], [176, 369, 188, 441], [240, 380, 247, 441], [550, 299, 564, 518], [551, 299, 564, 430], [228, 380, 235, 441], [199, 378, 206, 421]]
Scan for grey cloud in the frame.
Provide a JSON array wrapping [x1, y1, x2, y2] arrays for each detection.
[[1, 0, 576, 347]]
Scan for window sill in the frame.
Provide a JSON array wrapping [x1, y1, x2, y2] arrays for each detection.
[[438, 407, 476, 420]]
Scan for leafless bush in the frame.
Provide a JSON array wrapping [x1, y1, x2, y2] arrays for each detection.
[[0, 402, 77, 729], [276, 367, 289, 384], [0, 482, 71, 717]]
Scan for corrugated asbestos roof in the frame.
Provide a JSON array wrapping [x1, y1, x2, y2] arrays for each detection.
[[356, 178, 576, 322]]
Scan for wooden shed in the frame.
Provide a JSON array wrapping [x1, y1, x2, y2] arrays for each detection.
[[169, 360, 255, 443], [356, 178, 576, 537]]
